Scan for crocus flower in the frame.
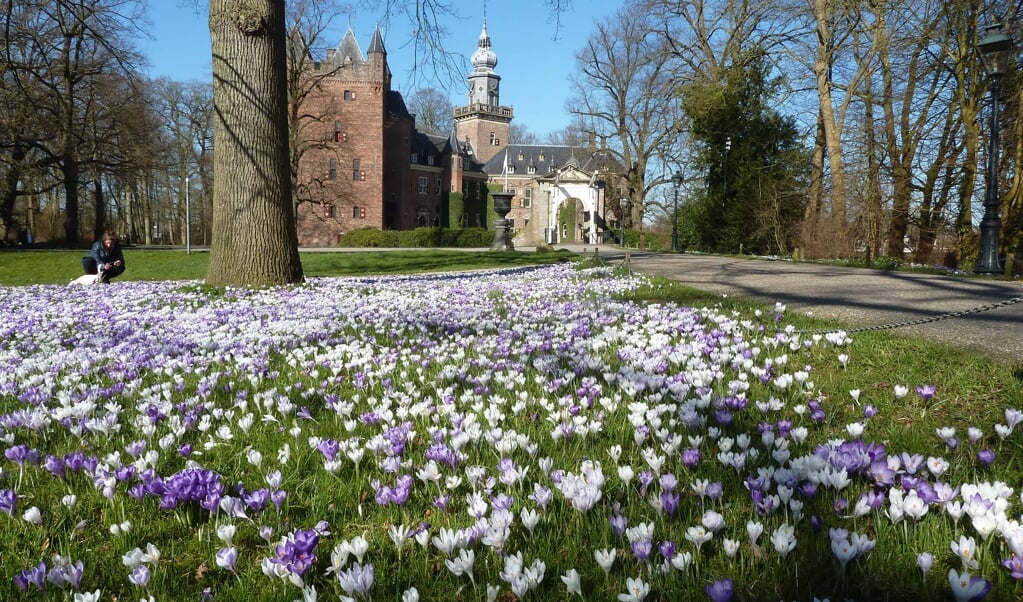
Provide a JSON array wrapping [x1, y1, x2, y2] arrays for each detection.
[[594, 548, 616, 575], [1002, 555, 1023, 580], [705, 579, 734, 602], [618, 576, 649, 602], [948, 569, 991, 602], [977, 449, 996, 466], [561, 568, 582, 597], [918, 552, 934, 580], [337, 562, 374, 599], [0, 489, 17, 514], [215, 547, 238, 573]]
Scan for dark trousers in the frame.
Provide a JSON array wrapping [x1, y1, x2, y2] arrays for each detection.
[[82, 257, 125, 282]]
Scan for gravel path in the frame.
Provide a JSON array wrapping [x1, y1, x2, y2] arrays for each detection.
[[613, 252, 1023, 364]]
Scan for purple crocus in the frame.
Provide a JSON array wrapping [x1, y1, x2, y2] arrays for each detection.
[[128, 564, 151, 588], [216, 547, 238, 573], [14, 561, 46, 591], [706, 578, 734, 602], [1003, 555, 1023, 579], [681, 448, 701, 469], [916, 384, 936, 400], [0, 489, 17, 514], [978, 449, 996, 467], [609, 512, 628, 538]]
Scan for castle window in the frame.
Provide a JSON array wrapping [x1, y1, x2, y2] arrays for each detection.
[[411, 152, 418, 163], [334, 121, 343, 142], [528, 165, 536, 174], [539, 152, 545, 161], [343, 90, 356, 101], [427, 155, 435, 166], [329, 158, 337, 180], [325, 205, 336, 218], [524, 189, 532, 208], [418, 176, 428, 194], [507, 164, 515, 174], [353, 206, 365, 219], [352, 159, 360, 180], [518, 151, 524, 160]]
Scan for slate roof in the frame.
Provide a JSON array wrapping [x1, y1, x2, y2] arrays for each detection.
[[482, 145, 626, 178]]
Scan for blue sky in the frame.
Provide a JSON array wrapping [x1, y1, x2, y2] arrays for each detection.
[[138, 1, 623, 138]]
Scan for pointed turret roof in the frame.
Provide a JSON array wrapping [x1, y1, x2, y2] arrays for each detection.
[[333, 28, 364, 67], [368, 24, 386, 54]]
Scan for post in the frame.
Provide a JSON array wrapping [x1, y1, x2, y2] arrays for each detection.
[[671, 171, 683, 252], [974, 20, 1013, 274], [185, 176, 191, 255], [975, 75, 1004, 273], [620, 197, 631, 249]]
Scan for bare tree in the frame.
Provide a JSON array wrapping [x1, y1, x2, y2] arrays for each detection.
[[2, 0, 146, 244], [406, 86, 454, 135], [567, 2, 683, 226], [543, 118, 592, 147], [285, 0, 350, 219], [508, 123, 540, 145]]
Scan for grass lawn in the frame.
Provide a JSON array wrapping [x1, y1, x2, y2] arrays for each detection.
[[0, 248, 574, 286], [0, 251, 1021, 600]]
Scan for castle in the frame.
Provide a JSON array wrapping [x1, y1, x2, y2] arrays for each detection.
[[294, 22, 624, 247]]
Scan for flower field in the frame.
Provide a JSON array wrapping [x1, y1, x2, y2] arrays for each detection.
[[0, 263, 1021, 601]]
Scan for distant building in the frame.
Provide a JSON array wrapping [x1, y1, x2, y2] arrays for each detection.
[[294, 22, 625, 247], [293, 26, 488, 246], [452, 21, 627, 245]]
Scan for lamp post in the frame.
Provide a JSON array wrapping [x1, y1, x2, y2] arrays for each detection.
[[185, 176, 191, 255], [620, 197, 631, 248], [975, 20, 1014, 274], [671, 171, 684, 252]]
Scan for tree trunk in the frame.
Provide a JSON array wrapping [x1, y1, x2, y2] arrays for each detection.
[[93, 171, 106, 240], [812, 0, 847, 224], [2, 146, 23, 242], [62, 154, 80, 244], [206, 0, 303, 286]]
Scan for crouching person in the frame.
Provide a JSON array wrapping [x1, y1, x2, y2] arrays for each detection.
[[81, 230, 126, 283]]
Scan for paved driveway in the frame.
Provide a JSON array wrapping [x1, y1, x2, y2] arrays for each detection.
[[607, 252, 1023, 363]]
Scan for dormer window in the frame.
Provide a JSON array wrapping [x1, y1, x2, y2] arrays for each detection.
[[539, 152, 545, 162], [508, 165, 515, 174], [518, 151, 524, 160], [427, 155, 435, 166], [411, 152, 418, 163], [528, 165, 536, 174]]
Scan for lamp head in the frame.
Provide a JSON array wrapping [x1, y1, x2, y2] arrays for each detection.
[[978, 20, 1014, 77], [672, 171, 684, 188]]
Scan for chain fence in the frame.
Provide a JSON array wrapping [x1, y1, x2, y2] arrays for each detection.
[[786, 294, 1023, 335], [601, 250, 1023, 336]]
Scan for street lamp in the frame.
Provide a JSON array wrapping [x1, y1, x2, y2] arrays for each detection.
[[185, 176, 191, 255], [620, 197, 631, 248], [975, 19, 1014, 274], [671, 171, 684, 252]]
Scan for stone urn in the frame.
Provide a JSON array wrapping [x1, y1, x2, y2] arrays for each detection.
[[490, 191, 515, 251]]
